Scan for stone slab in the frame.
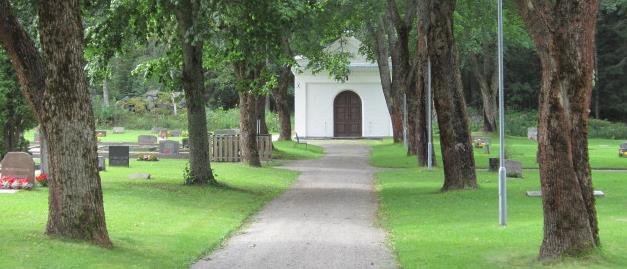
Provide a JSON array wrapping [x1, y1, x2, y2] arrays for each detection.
[[0, 152, 35, 184], [527, 190, 605, 197], [112, 127, 125, 134], [527, 127, 538, 141], [109, 146, 129, 167], [159, 140, 180, 155], [128, 173, 151, 180], [138, 135, 158, 145], [488, 158, 523, 178]]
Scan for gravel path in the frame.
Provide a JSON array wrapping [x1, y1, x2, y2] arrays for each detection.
[[191, 142, 397, 269]]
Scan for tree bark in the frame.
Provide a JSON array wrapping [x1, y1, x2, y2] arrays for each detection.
[[255, 93, 269, 135], [239, 91, 261, 167], [470, 52, 498, 132], [515, 0, 600, 259], [272, 65, 292, 141], [428, 0, 477, 190], [0, 0, 113, 247], [414, 0, 436, 166], [371, 17, 403, 143], [175, 0, 216, 185]]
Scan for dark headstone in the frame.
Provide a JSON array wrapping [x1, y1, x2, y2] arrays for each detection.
[[159, 140, 180, 155], [182, 138, 189, 148], [98, 156, 106, 171], [168, 129, 182, 137], [96, 130, 107, 137], [138, 135, 158, 145], [0, 152, 36, 184], [109, 146, 129, 167], [488, 158, 523, 178], [527, 127, 538, 141], [112, 127, 125, 134]]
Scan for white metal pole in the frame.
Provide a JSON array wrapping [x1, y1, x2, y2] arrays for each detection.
[[427, 57, 433, 170], [497, 0, 507, 226]]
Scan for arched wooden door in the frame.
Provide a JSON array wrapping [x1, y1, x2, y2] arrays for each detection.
[[334, 91, 362, 137]]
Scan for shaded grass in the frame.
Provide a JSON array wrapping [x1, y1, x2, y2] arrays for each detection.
[[372, 141, 627, 269], [0, 159, 298, 269], [370, 136, 627, 169], [272, 140, 324, 160]]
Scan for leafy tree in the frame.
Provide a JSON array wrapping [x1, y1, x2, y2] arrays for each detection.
[[0, 0, 112, 247], [515, 0, 600, 258]]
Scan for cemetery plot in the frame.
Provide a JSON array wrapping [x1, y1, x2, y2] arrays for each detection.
[[619, 143, 627, 157], [0, 152, 36, 190], [159, 140, 180, 156], [109, 146, 130, 167]]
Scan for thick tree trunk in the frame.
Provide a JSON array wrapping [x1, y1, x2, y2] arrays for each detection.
[[371, 18, 403, 143], [255, 94, 269, 135], [470, 53, 498, 132], [414, 3, 435, 166], [102, 78, 110, 108], [239, 92, 261, 167], [1, 0, 116, 247], [272, 65, 292, 141], [428, 0, 477, 190], [516, 0, 600, 259], [175, 0, 216, 185]]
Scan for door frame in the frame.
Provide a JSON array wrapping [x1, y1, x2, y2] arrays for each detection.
[[333, 90, 363, 138]]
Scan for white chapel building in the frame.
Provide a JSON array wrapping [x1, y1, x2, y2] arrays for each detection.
[[293, 37, 393, 138]]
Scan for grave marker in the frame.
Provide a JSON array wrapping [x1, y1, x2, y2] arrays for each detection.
[[488, 158, 523, 178], [151, 127, 166, 134], [112, 127, 125, 134], [0, 152, 35, 184], [527, 127, 538, 141], [98, 156, 106, 171], [619, 143, 627, 157], [159, 140, 180, 156], [109, 146, 129, 167], [158, 129, 168, 140], [138, 135, 158, 145], [96, 130, 107, 137]]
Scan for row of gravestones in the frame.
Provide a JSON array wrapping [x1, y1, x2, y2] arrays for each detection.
[[108, 141, 181, 167], [92, 128, 182, 139]]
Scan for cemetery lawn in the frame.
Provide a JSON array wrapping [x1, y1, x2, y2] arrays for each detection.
[[0, 159, 300, 269], [371, 141, 627, 269], [272, 140, 324, 160], [370, 136, 627, 170]]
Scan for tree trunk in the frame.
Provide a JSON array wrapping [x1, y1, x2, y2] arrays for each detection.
[[272, 65, 292, 141], [239, 91, 261, 167], [255, 94, 269, 135], [516, 0, 600, 259], [414, 2, 436, 166], [175, 0, 216, 185], [0, 0, 113, 247], [371, 18, 403, 143], [470, 52, 498, 132], [102, 78, 110, 108], [428, 0, 477, 190]]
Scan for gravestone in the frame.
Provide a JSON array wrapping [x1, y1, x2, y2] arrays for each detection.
[[214, 129, 239, 135], [619, 143, 627, 157], [0, 152, 36, 184], [527, 127, 538, 141], [138, 135, 158, 145], [488, 158, 523, 178], [182, 138, 189, 148], [109, 146, 129, 167], [168, 129, 182, 137], [96, 130, 107, 137], [159, 140, 180, 156], [112, 127, 125, 134], [98, 156, 106, 171], [129, 173, 151, 180], [151, 127, 166, 134]]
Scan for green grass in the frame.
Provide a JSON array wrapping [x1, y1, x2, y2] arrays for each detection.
[[272, 140, 324, 160], [370, 136, 627, 170], [0, 156, 309, 268], [372, 141, 627, 269]]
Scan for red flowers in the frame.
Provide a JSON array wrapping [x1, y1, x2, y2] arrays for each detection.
[[0, 176, 33, 190], [36, 173, 49, 187]]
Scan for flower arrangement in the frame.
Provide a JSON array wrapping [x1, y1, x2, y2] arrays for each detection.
[[0, 176, 33, 190], [36, 173, 49, 187], [136, 153, 159, 161]]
